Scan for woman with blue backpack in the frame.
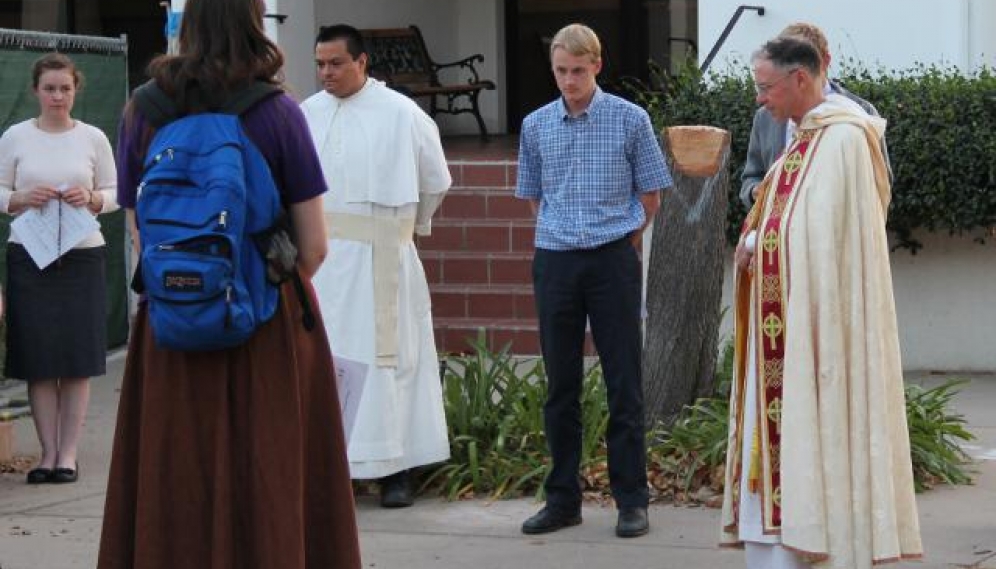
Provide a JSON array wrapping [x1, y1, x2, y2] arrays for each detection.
[[97, 0, 361, 567]]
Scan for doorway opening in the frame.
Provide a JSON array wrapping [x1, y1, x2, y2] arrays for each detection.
[[503, 0, 697, 131]]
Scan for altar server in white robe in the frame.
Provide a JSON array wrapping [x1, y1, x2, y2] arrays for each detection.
[[301, 24, 451, 508]]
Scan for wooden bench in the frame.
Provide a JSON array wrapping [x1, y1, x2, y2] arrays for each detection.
[[360, 26, 496, 140]]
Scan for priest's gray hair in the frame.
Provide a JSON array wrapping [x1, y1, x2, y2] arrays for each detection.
[[751, 36, 821, 76]]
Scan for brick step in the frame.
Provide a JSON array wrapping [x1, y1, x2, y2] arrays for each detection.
[[448, 161, 517, 190], [420, 250, 533, 286], [416, 219, 535, 254], [436, 188, 533, 221], [431, 283, 535, 320], [434, 317, 540, 355]]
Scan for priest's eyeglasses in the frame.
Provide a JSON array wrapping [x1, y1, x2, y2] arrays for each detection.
[[754, 67, 800, 95]]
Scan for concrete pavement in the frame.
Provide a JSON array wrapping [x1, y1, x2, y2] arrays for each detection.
[[1, 352, 993, 569]]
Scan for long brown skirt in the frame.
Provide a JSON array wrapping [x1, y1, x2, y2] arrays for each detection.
[[97, 281, 361, 569]]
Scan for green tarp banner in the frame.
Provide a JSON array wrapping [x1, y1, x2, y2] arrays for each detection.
[[0, 29, 129, 351]]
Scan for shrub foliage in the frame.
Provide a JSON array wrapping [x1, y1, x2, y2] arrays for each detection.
[[628, 63, 996, 249], [423, 332, 610, 500], [425, 340, 976, 503]]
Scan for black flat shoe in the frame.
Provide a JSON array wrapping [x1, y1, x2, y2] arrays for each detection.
[[615, 507, 649, 538], [521, 507, 582, 535], [379, 470, 414, 508], [50, 463, 78, 484], [26, 468, 53, 484]]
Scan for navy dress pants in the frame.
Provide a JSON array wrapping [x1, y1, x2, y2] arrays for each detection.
[[532, 236, 648, 514]]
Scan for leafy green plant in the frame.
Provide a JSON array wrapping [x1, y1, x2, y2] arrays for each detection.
[[426, 335, 975, 503], [647, 397, 729, 503], [647, 375, 976, 503], [646, 341, 732, 502], [904, 380, 976, 490], [422, 331, 609, 500]]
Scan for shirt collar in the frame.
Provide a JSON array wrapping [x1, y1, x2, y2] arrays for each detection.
[[558, 86, 604, 120], [335, 77, 375, 103]]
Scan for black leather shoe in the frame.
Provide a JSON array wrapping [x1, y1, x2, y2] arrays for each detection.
[[521, 507, 582, 535], [50, 463, 79, 484], [26, 468, 53, 484], [616, 507, 649, 537], [379, 470, 414, 508]]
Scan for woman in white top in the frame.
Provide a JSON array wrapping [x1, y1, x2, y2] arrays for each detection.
[[0, 53, 118, 485]]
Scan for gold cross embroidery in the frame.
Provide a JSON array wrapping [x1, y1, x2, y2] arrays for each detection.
[[762, 229, 779, 265], [782, 149, 803, 186], [762, 313, 783, 350], [767, 398, 783, 434]]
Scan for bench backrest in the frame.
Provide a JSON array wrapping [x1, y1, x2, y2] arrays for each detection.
[[360, 27, 435, 89]]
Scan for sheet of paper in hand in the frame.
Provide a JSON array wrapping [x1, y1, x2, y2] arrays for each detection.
[[10, 185, 99, 270]]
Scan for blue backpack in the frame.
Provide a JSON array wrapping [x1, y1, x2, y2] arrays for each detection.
[[132, 81, 300, 351]]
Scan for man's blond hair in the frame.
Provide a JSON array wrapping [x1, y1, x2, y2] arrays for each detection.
[[550, 23, 601, 63], [779, 22, 830, 62]]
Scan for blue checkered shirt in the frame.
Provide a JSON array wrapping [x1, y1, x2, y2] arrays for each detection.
[[515, 88, 672, 251]]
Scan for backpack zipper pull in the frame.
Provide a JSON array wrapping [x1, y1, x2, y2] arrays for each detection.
[[224, 286, 233, 329], [218, 210, 228, 229]]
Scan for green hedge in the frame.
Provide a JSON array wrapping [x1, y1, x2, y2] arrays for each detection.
[[630, 63, 996, 250]]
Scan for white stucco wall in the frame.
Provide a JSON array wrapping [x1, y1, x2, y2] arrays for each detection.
[[699, 0, 996, 73], [274, 0, 504, 135], [270, 0, 317, 100], [717, 233, 996, 372], [437, 0, 504, 136]]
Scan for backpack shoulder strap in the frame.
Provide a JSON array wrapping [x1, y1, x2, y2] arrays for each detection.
[[132, 80, 179, 129], [221, 81, 283, 116], [133, 80, 282, 127]]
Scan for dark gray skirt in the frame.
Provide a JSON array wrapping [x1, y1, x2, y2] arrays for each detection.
[[4, 243, 108, 381]]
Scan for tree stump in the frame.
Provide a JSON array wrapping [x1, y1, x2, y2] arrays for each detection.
[[643, 126, 731, 427]]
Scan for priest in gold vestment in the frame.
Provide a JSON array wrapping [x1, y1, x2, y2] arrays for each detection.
[[721, 36, 923, 569]]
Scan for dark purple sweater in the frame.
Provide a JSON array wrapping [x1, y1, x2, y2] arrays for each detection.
[[116, 92, 327, 208]]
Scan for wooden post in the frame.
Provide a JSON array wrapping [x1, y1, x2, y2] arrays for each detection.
[[0, 421, 13, 462], [643, 126, 731, 427]]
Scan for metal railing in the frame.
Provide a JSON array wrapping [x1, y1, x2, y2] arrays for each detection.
[[700, 4, 765, 73]]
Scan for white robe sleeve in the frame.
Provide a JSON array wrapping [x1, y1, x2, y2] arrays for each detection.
[[413, 103, 451, 235]]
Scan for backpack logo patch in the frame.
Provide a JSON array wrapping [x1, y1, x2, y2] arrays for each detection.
[[163, 270, 204, 292]]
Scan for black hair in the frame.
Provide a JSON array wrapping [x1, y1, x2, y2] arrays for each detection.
[[753, 36, 821, 76], [315, 24, 367, 59]]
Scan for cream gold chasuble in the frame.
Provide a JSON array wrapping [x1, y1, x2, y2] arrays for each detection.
[[721, 95, 923, 569]]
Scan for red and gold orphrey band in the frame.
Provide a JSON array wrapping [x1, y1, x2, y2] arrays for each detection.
[[751, 128, 823, 532]]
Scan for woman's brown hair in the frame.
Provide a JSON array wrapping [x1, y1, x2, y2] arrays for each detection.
[[146, 0, 283, 113], [32, 52, 84, 90]]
